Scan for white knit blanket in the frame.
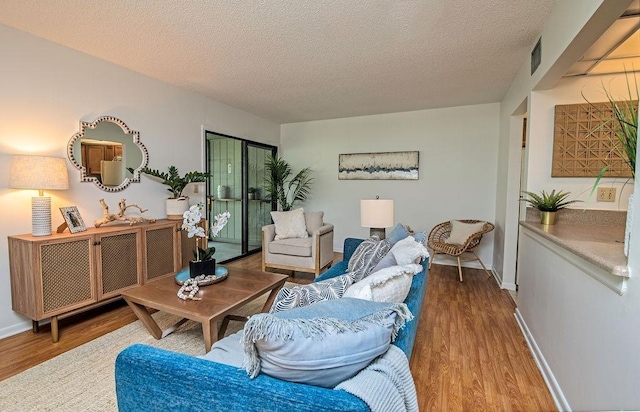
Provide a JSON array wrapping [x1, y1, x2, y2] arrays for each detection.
[[335, 345, 419, 412]]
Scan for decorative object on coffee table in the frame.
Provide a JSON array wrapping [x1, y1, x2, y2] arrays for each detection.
[[182, 203, 230, 285], [121, 269, 287, 351], [175, 266, 229, 286], [93, 198, 156, 227], [133, 165, 210, 219]]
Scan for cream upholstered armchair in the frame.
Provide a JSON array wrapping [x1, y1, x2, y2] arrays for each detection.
[[262, 210, 334, 278]]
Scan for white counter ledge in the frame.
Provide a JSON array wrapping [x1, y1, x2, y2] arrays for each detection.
[[520, 208, 630, 295], [519, 221, 628, 277]]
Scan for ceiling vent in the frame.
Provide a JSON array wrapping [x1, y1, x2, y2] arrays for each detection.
[[531, 37, 542, 75]]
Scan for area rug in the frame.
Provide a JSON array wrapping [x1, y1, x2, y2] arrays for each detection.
[[0, 284, 293, 412]]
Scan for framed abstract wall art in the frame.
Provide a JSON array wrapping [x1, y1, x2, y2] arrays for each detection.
[[338, 151, 419, 180]]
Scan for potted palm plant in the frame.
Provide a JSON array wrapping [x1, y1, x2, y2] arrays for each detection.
[[134, 165, 210, 219], [585, 73, 637, 255], [521, 190, 581, 225], [265, 155, 313, 211]]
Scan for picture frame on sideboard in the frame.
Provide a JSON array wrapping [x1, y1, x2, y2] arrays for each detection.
[[59, 206, 87, 233]]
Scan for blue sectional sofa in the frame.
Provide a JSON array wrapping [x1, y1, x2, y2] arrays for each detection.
[[115, 238, 429, 412]]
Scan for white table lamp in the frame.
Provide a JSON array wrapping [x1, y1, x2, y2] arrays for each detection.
[[360, 197, 394, 240], [10, 155, 69, 236]]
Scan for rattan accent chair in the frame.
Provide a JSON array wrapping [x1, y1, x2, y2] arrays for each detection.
[[427, 219, 495, 282]]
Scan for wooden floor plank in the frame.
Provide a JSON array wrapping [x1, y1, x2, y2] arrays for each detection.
[[0, 253, 556, 411]]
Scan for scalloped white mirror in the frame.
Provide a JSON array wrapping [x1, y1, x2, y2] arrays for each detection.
[[67, 116, 148, 192]]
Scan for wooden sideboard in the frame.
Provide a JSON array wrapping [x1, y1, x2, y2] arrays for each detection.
[[8, 219, 192, 342]]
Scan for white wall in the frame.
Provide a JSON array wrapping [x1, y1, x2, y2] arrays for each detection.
[[527, 73, 636, 208], [281, 103, 500, 270], [0, 24, 280, 338], [501, 1, 640, 408], [492, 0, 629, 289], [517, 222, 640, 410]]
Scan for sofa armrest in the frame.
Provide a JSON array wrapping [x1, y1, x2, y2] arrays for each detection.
[[313, 223, 334, 236], [115, 344, 369, 412], [342, 238, 364, 262], [394, 256, 429, 360], [262, 224, 276, 241], [312, 223, 334, 269]]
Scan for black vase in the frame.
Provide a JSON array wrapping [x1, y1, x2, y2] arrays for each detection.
[[189, 259, 216, 278]]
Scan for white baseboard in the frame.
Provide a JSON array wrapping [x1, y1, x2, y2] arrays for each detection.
[[501, 281, 517, 291], [0, 321, 32, 340], [514, 309, 570, 412]]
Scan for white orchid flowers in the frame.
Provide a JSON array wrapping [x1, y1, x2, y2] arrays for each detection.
[[182, 203, 230, 261], [211, 211, 231, 237], [182, 204, 207, 239]]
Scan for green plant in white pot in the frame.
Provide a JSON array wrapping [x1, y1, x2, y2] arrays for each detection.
[[521, 190, 581, 225], [133, 165, 209, 220]]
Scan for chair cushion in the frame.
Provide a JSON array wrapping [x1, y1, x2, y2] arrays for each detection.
[[447, 220, 486, 245], [390, 236, 430, 265], [242, 298, 412, 388], [343, 264, 422, 303], [271, 208, 309, 240], [269, 274, 353, 313], [347, 237, 391, 282], [304, 211, 324, 235], [268, 237, 312, 257], [200, 331, 245, 367]]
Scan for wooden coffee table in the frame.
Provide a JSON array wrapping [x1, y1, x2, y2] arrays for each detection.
[[121, 268, 287, 352]]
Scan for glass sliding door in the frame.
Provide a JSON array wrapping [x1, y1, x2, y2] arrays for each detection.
[[205, 131, 276, 262], [246, 144, 273, 253]]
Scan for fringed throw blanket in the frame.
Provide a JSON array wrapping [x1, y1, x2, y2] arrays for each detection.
[[335, 345, 419, 412], [241, 299, 413, 388]]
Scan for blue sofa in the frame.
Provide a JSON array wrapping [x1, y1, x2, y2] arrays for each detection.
[[115, 238, 429, 412]]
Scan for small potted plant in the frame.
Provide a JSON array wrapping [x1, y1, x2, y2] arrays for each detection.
[[248, 187, 258, 200], [182, 204, 230, 278], [133, 165, 209, 219], [521, 189, 581, 225]]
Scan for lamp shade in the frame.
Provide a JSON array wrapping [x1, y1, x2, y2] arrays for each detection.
[[9, 155, 69, 191], [360, 199, 394, 228]]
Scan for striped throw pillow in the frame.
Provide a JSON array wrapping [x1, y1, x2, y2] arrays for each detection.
[[269, 274, 354, 313], [347, 237, 391, 282]]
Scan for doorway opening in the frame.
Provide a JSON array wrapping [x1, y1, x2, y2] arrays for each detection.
[[205, 131, 276, 262]]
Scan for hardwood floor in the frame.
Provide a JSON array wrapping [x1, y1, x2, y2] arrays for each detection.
[[0, 253, 555, 411]]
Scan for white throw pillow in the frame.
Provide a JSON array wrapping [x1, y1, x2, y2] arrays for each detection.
[[447, 220, 486, 245], [390, 236, 430, 265], [271, 208, 309, 240], [344, 264, 422, 303]]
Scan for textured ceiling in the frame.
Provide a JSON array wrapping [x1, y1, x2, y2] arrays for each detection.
[[0, 0, 557, 123]]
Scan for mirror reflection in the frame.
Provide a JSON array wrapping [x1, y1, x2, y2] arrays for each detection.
[[67, 116, 148, 192]]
